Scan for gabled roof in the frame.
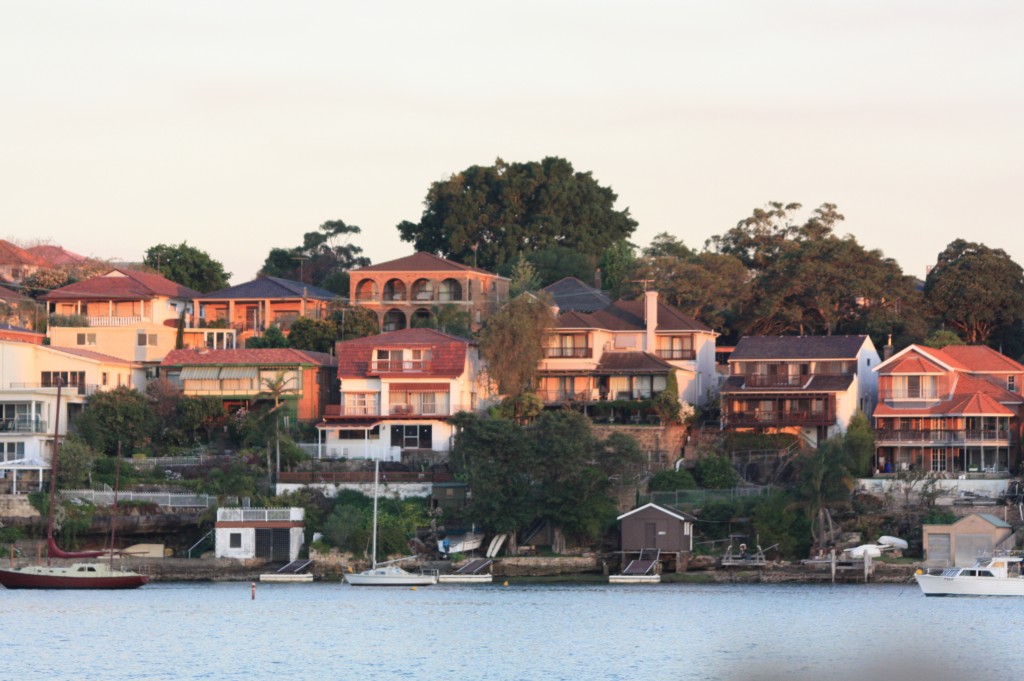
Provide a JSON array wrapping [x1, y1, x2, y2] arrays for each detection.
[[335, 327, 470, 378], [48, 346, 136, 366], [617, 502, 696, 523], [161, 348, 337, 367], [941, 345, 1024, 374], [199, 276, 337, 302], [352, 252, 505, 278], [973, 513, 1012, 529], [0, 240, 46, 267], [26, 245, 87, 267], [873, 372, 1020, 417], [884, 354, 949, 375], [41, 269, 200, 302], [541, 277, 611, 312], [557, 299, 712, 333], [730, 335, 871, 361]]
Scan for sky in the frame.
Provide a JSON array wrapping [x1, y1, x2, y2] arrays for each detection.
[[2, 1, 1022, 285]]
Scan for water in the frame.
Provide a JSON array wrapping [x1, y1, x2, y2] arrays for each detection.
[[3, 581, 1022, 681]]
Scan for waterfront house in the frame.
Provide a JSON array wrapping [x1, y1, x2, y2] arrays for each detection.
[[215, 507, 306, 563], [0, 340, 138, 494], [196, 276, 336, 345], [41, 268, 235, 379], [348, 252, 509, 333], [872, 344, 1024, 476], [161, 348, 338, 423], [921, 512, 1014, 567], [317, 327, 491, 461], [536, 288, 718, 410], [617, 502, 695, 573], [720, 335, 880, 447]]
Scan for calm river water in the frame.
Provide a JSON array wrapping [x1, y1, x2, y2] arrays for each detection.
[[3, 580, 1021, 681]]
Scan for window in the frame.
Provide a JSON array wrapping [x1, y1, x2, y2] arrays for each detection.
[[390, 424, 432, 449], [2, 442, 25, 461], [1009, 376, 1017, 393], [137, 333, 158, 346], [229, 533, 242, 549], [42, 371, 86, 389], [76, 333, 97, 346], [102, 372, 108, 386]]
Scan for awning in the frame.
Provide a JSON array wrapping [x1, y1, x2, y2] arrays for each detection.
[[180, 366, 222, 380], [219, 366, 259, 379]]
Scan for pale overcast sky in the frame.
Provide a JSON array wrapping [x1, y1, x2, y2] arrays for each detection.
[[2, 1, 1021, 285]]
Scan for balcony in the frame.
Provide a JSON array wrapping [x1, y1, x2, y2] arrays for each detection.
[[725, 409, 835, 428], [10, 382, 99, 396], [369, 360, 431, 373], [879, 388, 942, 401], [324, 401, 462, 418], [876, 429, 1012, 445], [0, 418, 49, 433], [544, 347, 593, 359], [656, 349, 696, 361], [86, 315, 145, 327], [741, 374, 812, 388]]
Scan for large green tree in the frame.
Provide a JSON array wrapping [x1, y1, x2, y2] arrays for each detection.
[[924, 239, 1024, 345], [398, 157, 637, 272], [260, 220, 370, 294], [478, 294, 556, 402], [74, 387, 158, 456], [144, 242, 231, 293]]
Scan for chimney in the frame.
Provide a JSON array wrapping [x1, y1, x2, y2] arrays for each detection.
[[884, 333, 894, 360], [644, 290, 658, 352], [594, 268, 602, 291]]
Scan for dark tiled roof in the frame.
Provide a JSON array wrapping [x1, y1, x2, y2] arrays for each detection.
[[0, 240, 46, 267], [730, 335, 869, 361], [352, 252, 503, 278], [596, 352, 674, 374], [41, 269, 201, 302], [721, 373, 854, 393], [335, 327, 469, 378], [162, 348, 337, 367], [27, 245, 87, 266], [557, 298, 712, 333], [200, 276, 337, 301], [542, 277, 611, 312]]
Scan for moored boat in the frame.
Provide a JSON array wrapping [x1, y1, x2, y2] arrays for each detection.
[[0, 562, 149, 590], [915, 555, 1024, 596]]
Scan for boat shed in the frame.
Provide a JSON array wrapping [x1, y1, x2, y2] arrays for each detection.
[[617, 503, 695, 573], [215, 507, 305, 564], [922, 512, 1015, 567]]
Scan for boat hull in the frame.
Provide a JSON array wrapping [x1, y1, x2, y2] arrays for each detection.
[[345, 566, 438, 586], [915, 573, 1024, 597], [0, 564, 149, 590]]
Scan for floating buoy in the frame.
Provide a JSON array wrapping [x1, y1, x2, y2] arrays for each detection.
[[251, 582, 256, 600], [410, 587, 417, 591], [503, 580, 509, 587], [739, 543, 747, 552]]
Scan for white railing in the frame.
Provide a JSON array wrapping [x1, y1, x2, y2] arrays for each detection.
[[86, 316, 145, 327], [61, 490, 218, 508], [216, 507, 304, 522]]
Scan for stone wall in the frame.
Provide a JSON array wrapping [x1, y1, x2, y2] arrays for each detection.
[[591, 424, 687, 470], [493, 556, 601, 577], [0, 495, 39, 520]]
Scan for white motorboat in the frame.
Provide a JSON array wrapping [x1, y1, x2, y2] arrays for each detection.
[[343, 460, 438, 587], [915, 555, 1024, 596]]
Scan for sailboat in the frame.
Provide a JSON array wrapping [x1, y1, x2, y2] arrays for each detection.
[[344, 459, 438, 586], [0, 381, 149, 589]]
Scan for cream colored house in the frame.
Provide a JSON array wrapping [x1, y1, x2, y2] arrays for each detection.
[[0, 340, 138, 493]]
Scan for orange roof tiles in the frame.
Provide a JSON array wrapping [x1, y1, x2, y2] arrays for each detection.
[[41, 268, 201, 302], [941, 345, 1024, 373], [335, 327, 470, 378], [352, 252, 503, 277]]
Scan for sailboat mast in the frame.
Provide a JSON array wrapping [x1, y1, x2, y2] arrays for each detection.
[[45, 379, 63, 558], [371, 458, 379, 569], [111, 442, 122, 566]]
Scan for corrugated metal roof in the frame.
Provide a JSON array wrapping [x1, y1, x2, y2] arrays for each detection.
[[220, 366, 258, 379]]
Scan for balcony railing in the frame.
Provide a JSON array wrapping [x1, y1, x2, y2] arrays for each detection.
[[544, 347, 593, 359], [656, 349, 696, 361], [741, 374, 812, 388], [0, 418, 49, 433], [10, 382, 99, 396], [324, 401, 462, 418], [370, 360, 431, 373], [725, 409, 835, 427], [879, 388, 943, 400], [86, 315, 145, 327], [876, 429, 1012, 444]]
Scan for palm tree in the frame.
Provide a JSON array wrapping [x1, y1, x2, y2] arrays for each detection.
[[791, 438, 854, 550], [258, 371, 296, 486]]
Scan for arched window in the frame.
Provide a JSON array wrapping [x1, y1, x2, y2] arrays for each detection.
[[411, 308, 432, 327], [411, 278, 434, 302], [383, 309, 407, 332], [438, 278, 463, 302], [354, 279, 379, 302], [383, 279, 407, 302]]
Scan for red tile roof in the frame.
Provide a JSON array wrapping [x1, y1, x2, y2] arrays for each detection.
[[352, 252, 503, 277], [161, 348, 337, 367], [335, 327, 470, 378], [0, 240, 47, 267], [41, 268, 201, 302], [49, 346, 135, 365], [27, 245, 87, 267], [941, 345, 1024, 373], [885, 355, 948, 375]]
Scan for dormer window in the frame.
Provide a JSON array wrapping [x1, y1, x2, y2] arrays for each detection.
[[1010, 376, 1017, 393]]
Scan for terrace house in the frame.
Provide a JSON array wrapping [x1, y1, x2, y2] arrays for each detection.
[[720, 335, 879, 447], [349, 252, 509, 333], [537, 287, 718, 410], [318, 328, 490, 460], [873, 344, 1024, 476], [196, 276, 336, 345], [0, 340, 137, 494], [161, 348, 338, 423], [41, 269, 234, 378]]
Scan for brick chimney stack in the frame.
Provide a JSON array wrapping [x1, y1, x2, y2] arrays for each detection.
[[644, 290, 658, 352]]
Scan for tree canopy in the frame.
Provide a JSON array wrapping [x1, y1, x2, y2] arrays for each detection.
[[478, 294, 556, 401], [144, 242, 231, 293], [924, 239, 1024, 345], [260, 220, 370, 294], [397, 157, 637, 272]]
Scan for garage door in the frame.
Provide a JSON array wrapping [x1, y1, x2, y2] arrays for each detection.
[[955, 533, 992, 567], [927, 533, 950, 566]]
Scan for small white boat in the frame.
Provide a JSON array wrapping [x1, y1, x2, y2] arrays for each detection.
[[915, 555, 1024, 596], [343, 460, 438, 587], [439, 528, 485, 556]]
